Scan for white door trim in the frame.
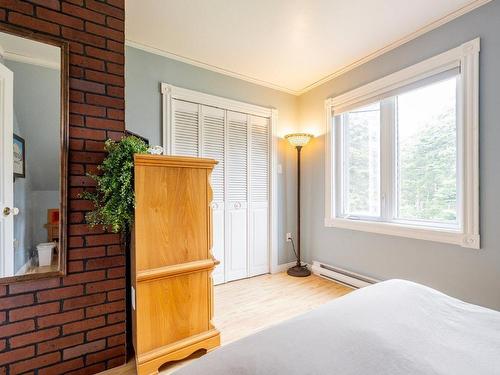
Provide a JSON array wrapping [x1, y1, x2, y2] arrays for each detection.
[[269, 109, 279, 273], [162, 83, 275, 119], [0, 62, 14, 276], [161, 83, 279, 276]]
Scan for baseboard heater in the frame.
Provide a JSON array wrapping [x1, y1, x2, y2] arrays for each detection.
[[311, 261, 380, 289]]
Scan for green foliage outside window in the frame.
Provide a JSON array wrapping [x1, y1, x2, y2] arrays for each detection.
[[398, 110, 457, 222], [345, 98, 457, 223], [344, 107, 380, 216]]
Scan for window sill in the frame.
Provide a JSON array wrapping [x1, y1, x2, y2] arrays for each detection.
[[324, 217, 480, 249]]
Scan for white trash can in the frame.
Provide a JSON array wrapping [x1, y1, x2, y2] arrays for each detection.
[[37, 242, 55, 266]]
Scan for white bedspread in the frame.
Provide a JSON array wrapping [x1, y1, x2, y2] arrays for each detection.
[[174, 279, 500, 375]]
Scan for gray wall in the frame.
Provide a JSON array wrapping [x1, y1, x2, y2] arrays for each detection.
[[125, 46, 299, 265], [298, 1, 500, 309], [6, 60, 60, 271], [6, 60, 60, 191]]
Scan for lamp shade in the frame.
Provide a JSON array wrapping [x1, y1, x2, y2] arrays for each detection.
[[285, 133, 314, 148]]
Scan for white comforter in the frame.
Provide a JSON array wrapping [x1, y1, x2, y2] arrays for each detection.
[[175, 279, 500, 374]]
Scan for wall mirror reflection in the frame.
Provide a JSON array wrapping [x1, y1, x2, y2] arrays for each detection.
[[0, 28, 67, 281]]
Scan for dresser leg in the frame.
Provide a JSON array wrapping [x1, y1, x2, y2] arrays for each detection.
[[136, 332, 220, 375], [136, 361, 159, 375]]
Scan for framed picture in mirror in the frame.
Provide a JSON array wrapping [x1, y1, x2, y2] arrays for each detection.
[[13, 134, 25, 178]]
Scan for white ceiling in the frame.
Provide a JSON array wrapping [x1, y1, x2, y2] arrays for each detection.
[[125, 0, 487, 95]]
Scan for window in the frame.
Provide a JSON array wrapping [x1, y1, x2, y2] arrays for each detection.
[[325, 39, 480, 249], [341, 102, 381, 218], [396, 78, 457, 225]]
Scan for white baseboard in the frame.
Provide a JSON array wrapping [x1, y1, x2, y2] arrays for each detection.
[[272, 261, 311, 274], [213, 274, 225, 286], [272, 261, 296, 273]]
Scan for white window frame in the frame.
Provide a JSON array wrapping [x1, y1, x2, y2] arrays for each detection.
[[324, 38, 480, 249]]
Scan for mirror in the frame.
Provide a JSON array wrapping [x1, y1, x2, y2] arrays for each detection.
[[0, 27, 68, 281]]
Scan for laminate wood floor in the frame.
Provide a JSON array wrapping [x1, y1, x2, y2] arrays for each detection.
[[99, 272, 352, 375]]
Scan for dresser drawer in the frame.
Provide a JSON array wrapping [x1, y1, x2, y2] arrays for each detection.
[[135, 271, 211, 354]]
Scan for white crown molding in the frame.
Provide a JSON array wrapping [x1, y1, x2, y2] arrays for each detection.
[[126, 0, 490, 97], [4, 52, 60, 70], [298, 0, 491, 95], [126, 39, 300, 95]]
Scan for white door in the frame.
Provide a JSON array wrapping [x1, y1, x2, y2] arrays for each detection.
[[201, 105, 225, 285], [171, 99, 199, 157], [225, 111, 248, 282], [167, 92, 272, 284], [248, 115, 270, 276], [0, 62, 14, 276]]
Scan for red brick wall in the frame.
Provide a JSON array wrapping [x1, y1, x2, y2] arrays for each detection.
[[0, 1, 126, 374]]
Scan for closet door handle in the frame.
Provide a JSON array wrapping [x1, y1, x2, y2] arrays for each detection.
[[234, 202, 241, 209], [3, 207, 19, 216]]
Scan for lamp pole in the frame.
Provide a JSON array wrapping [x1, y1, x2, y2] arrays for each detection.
[[287, 143, 311, 277], [296, 145, 302, 267]]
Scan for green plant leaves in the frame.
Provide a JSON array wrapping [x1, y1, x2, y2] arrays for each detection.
[[82, 136, 149, 233]]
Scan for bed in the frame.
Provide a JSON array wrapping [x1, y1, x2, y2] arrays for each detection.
[[174, 279, 500, 375]]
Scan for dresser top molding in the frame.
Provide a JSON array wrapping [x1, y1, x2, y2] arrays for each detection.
[[134, 154, 218, 169]]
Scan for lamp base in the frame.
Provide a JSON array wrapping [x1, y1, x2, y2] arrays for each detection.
[[287, 264, 311, 277]]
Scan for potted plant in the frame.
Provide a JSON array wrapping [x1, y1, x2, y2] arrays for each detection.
[[82, 136, 150, 235]]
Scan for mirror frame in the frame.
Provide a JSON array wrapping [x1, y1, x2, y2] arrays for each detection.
[[0, 23, 69, 283]]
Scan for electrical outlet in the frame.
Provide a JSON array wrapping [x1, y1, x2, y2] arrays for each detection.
[[286, 233, 292, 242]]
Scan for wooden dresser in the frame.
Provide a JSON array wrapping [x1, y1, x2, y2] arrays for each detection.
[[132, 154, 220, 375]]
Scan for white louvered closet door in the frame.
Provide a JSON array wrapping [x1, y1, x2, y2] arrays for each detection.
[[169, 91, 272, 284], [201, 105, 225, 285], [249, 115, 270, 276], [225, 111, 248, 282], [172, 99, 199, 156]]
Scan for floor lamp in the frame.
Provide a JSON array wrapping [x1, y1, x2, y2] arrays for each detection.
[[285, 133, 313, 277]]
